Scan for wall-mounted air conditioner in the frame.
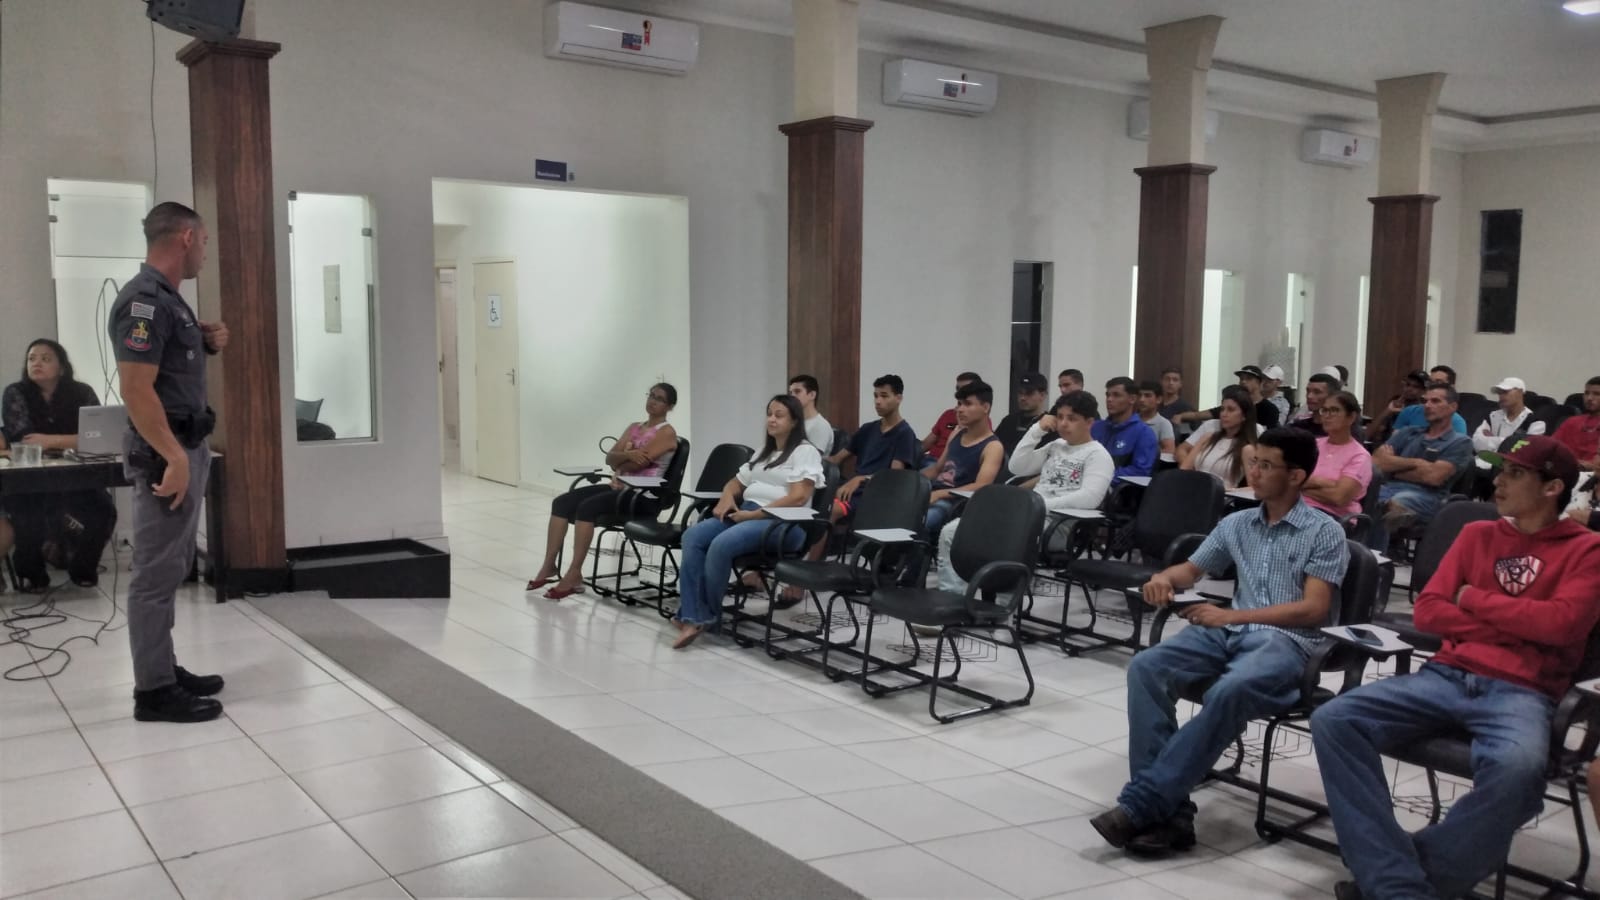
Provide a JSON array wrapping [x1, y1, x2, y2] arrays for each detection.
[[1126, 99, 1219, 142], [882, 59, 999, 116], [543, 2, 699, 75], [1300, 129, 1375, 168]]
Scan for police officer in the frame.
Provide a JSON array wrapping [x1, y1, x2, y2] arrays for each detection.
[[109, 201, 229, 723]]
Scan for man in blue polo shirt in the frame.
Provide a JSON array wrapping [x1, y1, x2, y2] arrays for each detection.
[[1090, 426, 1349, 857]]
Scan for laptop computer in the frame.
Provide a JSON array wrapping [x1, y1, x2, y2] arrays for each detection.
[[77, 405, 128, 456]]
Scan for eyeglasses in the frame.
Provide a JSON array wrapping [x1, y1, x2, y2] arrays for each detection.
[[1317, 406, 1352, 417], [646, 393, 669, 403]]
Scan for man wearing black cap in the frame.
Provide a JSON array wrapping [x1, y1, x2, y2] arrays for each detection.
[[1173, 365, 1281, 430], [995, 373, 1056, 459], [1313, 436, 1600, 900]]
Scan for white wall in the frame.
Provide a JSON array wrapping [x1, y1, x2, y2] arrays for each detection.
[[432, 181, 692, 492], [1451, 142, 1600, 399], [287, 192, 375, 440], [4, 0, 1544, 552]]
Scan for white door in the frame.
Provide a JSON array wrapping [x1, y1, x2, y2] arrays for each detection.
[[474, 262, 520, 486], [436, 267, 460, 466]]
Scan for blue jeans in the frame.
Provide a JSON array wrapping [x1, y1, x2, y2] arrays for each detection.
[[1120, 625, 1307, 826], [1371, 482, 1445, 554], [1311, 663, 1554, 900], [676, 503, 805, 627], [900, 498, 962, 587]]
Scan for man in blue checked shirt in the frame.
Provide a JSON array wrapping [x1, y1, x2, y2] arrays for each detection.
[[1090, 426, 1349, 858]]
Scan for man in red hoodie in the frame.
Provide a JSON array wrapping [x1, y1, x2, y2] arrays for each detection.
[[1311, 436, 1600, 900]]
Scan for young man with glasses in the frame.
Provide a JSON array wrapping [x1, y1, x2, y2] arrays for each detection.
[[1312, 436, 1600, 900], [1091, 427, 1348, 857]]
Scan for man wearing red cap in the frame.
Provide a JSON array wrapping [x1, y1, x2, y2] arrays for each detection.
[[1311, 436, 1600, 900]]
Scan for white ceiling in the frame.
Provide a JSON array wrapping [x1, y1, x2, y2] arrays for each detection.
[[660, 0, 1600, 149]]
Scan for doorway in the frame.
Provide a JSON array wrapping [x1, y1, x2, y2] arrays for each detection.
[[1009, 262, 1049, 412], [436, 267, 461, 467], [473, 261, 521, 486]]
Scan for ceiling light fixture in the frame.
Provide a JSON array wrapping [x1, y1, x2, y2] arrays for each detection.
[[1564, 0, 1600, 15]]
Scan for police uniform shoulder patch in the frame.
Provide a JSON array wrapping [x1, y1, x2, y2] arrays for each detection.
[[125, 319, 152, 352], [130, 301, 156, 320]]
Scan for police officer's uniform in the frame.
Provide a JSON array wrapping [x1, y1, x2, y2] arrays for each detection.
[[108, 263, 219, 712]]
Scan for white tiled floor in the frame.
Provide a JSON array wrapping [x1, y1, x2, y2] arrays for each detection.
[[1, 467, 1593, 900]]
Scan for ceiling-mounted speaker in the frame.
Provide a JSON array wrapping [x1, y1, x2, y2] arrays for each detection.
[[145, 0, 245, 41]]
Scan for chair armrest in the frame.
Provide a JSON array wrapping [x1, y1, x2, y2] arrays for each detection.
[[1160, 532, 1208, 566], [963, 561, 1032, 616], [1142, 591, 1234, 644], [1549, 687, 1600, 767], [753, 519, 829, 569], [568, 472, 605, 492], [1040, 514, 1100, 565], [848, 533, 929, 585]]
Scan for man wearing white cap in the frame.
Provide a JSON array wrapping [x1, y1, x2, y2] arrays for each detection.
[[1261, 365, 1291, 423], [1472, 377, 1544, 455]]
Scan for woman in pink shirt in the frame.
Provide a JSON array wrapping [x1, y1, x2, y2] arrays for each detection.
[[528, 383, 679, 599], [1302, 391, 1373, 519]]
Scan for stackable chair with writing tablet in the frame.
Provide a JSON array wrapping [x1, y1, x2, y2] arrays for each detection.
[[616, 443, 753, 617], [1053, 470, 1224, 654], [855, 484, 1045, 724], [724, 462, 841, 640], [756, 468, 930, 677], [586, 437, 691, 599]]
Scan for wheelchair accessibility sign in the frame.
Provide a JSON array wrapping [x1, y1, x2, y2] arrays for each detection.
[[487, 295, 503, 329]]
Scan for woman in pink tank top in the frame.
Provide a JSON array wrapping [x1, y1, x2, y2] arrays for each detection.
[[529, 383, 679, 599]]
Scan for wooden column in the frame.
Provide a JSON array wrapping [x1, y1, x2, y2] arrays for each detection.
[[780, 115, 871, 432], [1132, 163, 1215, 401], [179, 38, 287, 595], [1363, 194, 1438, 413]]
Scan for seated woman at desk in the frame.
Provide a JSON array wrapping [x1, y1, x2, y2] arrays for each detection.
[[1, 339, 118, 589], [671, 394, 823, 650], [1301, 391, 1373, 520], [1177, 386, 1258, 488], [526, 383, 679, 599]]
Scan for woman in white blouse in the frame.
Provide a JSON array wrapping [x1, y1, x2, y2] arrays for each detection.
[[672, 394, 825, 649], [1178, 387, 1258, 487]]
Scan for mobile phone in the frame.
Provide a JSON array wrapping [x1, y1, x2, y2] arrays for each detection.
[[1347, 626, 1383, 646]]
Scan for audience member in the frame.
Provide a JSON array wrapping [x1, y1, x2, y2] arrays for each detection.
[[1261, 365, 1291, 422], [920, 380, 1003, 537], [672, 394, 824, 649], [995, 373, 1055, 458], [1091, 377, 1158, 481], [1429, 364, 1457, 386], [1379, 370, 1467, 438], [0, 339, 118, 589], [526, 383, 679, 597], [1370, 382, 1474, 553], [1312, 436, 1600, 900], [828, 374, 920, 513], [1135, 380, 1177, 456], [938, 390, 1113, 592], [1288, 372, 1342, 437], [1175, 366, 1281, 429], [1333, 364, 1350, 385], [1178, 387, 1258, 488], [1158, 367, 1195, 437], [1551, 376, 1600, 472], [1301, 391, 1372, 520], [1472, 376, 1544, 453], [921, 371, 987, 466], [1092, 427, 1348, 857], [1058, 368, 1085, 397], [787, 374, 835, 452]]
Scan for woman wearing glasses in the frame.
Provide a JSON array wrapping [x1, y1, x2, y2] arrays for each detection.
[[527, 383, 679, 599], [1301, 391, 1373, 519]]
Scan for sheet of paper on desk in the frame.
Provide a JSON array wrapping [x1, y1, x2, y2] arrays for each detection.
[[1322, 624, 1412, 653], [1167, 591, 1212, 607], [1159, 453, 1176, 463], [949, 489, 975, 498], [855, 528, 919, 543], [618, 475, 665, 488], [1194, 577, 1234, 597], [683, 489, 723, 500], [763, 507, 818, 520], [1052, 508, 1103, 519], [1576, 676, 1600, 698], [1120, 475, 1152, 487]]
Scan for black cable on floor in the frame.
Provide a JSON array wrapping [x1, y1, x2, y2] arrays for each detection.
[[1, 541, 122, 681]]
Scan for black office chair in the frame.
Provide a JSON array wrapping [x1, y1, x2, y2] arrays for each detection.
[[294, 398, 323, 423], [830, 427, 849, 456], [616, 442, 753, 617], [1341, 463, 1383, 547], [586, 437, 691, 599], [759, 468, 930, 675], [1566, 393, 1586, 413], [1381, 500, 1498, 640], [1459, 397, 1497, 436], [856, 484, 1046, 723], [725, 462, 842, 636], [1053, 470, 1225, 653], [1530, 402, 1574, 435]]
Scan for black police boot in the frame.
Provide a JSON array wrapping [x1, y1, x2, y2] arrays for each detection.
[[134, 683, 223, 723], [175, 665, 225, 697]]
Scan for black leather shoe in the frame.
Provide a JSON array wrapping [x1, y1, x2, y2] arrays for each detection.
[[1089, 806, 1139, 849], [134, 684, 223, 723], [1333, 881, 1364, 900], [175, 665, 225, 697], [1126, 819, 1197, 857]]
